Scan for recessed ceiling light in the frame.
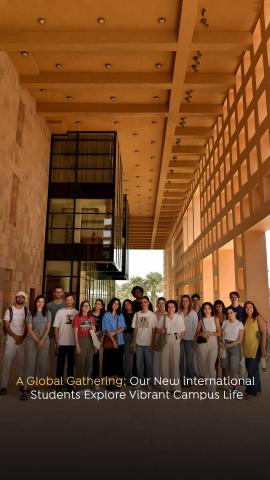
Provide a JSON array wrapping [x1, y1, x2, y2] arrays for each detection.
[[133, 133, 139, 137], [66, 96, 73, 101], [136, 185, 140, 188], [136, 175, 140, 178], [150, 155, 155, 159], [135, 164, 140, 167], [155, 63, 163, 69], [150, 140, 156, 144], [37, 17, 46, 25], [40, 88, 47, 93], [20, 50, 29, 57], [105, 63, 112, 69], [153, 96, 160, 102], [134, 150, 139, 153], [97, 17, 105, 24], [137, 194, 141, 196], [149, 189, 152, 192], [114, 121, 119, 126], [152, 121, 158, 125], [110, 96, 117, 101], [55, 63, 64, 69], [149, 169, 154, 172], [173, 155, 178, 160], [158, 17, 166, 24], [75, 121, 81, 125]]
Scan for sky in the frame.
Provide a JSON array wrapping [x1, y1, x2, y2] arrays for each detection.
[[116, 249, 163, 285]]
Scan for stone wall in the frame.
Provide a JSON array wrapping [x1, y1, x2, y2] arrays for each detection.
[[0, 52, 51, 316]]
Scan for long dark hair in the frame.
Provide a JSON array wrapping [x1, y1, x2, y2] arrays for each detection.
[[201, 302, 214, 318], [122, 299, 134, 314], [107, 297, 121, 315], [92, 298, 105, 317], [213, 300, 226, 315], [79, 300, 91, 317], [31, 295, 47, 317], [243, 301, 260, 323]]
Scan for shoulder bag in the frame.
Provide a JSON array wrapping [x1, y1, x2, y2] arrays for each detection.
[[103, 315, 118, 349], [197, 319, 207, 344]]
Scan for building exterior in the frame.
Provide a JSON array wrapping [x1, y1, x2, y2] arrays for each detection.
[[0, 1, 269, 317]]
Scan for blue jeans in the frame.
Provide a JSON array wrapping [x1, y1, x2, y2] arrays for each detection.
[[180, 339, 195, 381], [136, 345, 153, 384], [245, 348, 261, 396]]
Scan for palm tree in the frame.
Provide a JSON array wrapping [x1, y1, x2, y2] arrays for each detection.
[[144, 272, 163, 307], [115, 276, 146, 302]]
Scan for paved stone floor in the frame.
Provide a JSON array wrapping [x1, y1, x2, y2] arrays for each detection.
[[0, 342, 269, 478]]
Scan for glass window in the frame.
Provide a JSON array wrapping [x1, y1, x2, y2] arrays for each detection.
[[51, 155, 76, 169], [49, 199, 74, 213], [45, 261, 72, 276], [47, 229, 73, 244], [51, 169, 75, 183]]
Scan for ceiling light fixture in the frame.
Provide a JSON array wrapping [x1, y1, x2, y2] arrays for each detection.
[[150, 140, 156, 144], [105, 63, 112, 69], [158, 17, 166, 24], [37, 18, 46, 25], [75, 121, 81, 125], [55, 63, 64, 69], [135, 164, 140, 167], [114, 121, 119, 126], [134, 150, 139, 153], [133, 133, 139, 137], [110, 96, 117, 101], [150, 155, 155, 159], [66, 96, 73, 101], [20, 50, 29, 57], [97, 17, 105, 24], [40, 88, 47, 93], [153, 96, 160, 102], [152, 121, 158, 125], [200, 8, 209, 27], [155, 63, 163, 69]]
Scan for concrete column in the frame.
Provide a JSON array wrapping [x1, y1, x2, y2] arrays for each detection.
[[244, 230, 270, 320]]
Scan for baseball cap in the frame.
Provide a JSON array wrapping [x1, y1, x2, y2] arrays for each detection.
[[16, 291, 26, 298]]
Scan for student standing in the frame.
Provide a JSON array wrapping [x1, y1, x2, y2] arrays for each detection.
[[91, 298, 105, 378], [102, 298, 126, 381], [227, 291, 244, 322], [153, 297, 166, 378], [0, 292, 28, 396], [122, 299, 135, 384], [196, 302, 221, 392], [219, 307, 244, 391], [46, 286, 65, 377], [73, 300, 96, 382], [242, 301, 267, 398], [131, 296, 157, 385], [21, 295, 51, 400], [54, 294, 78, 389], [179, 295, 198, 383], [161, 300, 186, 391]]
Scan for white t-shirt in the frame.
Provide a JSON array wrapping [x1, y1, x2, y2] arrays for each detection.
[[182, 310, 198, 340], [4, 307, 26, 336], [53, 308, 78, 346], [132, 310, 157, 346], [165, 313, 186, 335], [222, 320, 244, 341]]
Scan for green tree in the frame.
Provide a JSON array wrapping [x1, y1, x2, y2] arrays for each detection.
[[115, 276, 145, 303], [144, 272, 163, 307]]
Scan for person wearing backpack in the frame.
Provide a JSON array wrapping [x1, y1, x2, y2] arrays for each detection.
[[0, 291, 28, 395]]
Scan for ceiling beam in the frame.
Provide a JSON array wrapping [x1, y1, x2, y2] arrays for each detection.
[[165, 183, 189, 190], [185, 73, 235, 89], [21, 72, 172, 89], [192, 31, 252, 52], [151, 0, 199, 247], [0, 31, 178, 52], [166, 172, 194, 180], [175, 126, 213, 137], [37, 103, 168, 116], [179, 104, 223, 115], [163, 192, 186, 198], [172, 145, 205, 154], [169, 160, 199, 168]]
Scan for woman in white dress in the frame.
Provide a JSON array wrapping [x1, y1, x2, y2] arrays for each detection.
[[160, 300, 186, 391], [153, 297, 166, 378], [196, 302, 221, 392]]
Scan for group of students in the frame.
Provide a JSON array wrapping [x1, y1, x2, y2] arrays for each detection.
[[0, 285, 268, 400]]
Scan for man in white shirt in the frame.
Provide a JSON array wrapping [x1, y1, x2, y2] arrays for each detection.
[[54, 294, 78, 389], [131, 296, 157, 385], [0, 291, 28, 395]]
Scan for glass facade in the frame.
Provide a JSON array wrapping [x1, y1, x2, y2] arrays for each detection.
[[43, 131, 128, 307]]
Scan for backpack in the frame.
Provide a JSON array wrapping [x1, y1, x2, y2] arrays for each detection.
[[2, 306, 28, 334]]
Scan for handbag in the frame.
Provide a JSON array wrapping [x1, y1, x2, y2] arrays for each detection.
[[90, 329, 101, 351], [103, 315, 118, 349], [154, 314, 167, 352], [197, 320, 207, 344]]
